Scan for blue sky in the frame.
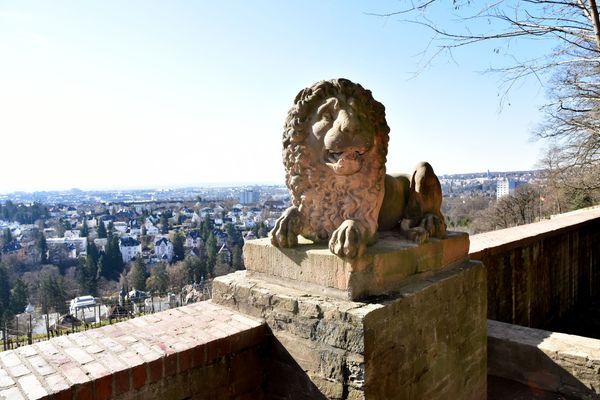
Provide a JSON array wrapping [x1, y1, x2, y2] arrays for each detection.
[[0, 1, 552, 192]]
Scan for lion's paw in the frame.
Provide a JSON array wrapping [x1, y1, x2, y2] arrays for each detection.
[[405, 227, 429, 245], [420, 213, 447, 239], [329, 220, 368, 258], [270, 206, 302, 248]]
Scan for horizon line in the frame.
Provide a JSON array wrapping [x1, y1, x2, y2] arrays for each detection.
[[0, 169, 543, 196]]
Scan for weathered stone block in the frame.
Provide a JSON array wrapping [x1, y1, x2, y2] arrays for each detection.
[[213, 258, 486, 400], [244, 231, 469, 301]]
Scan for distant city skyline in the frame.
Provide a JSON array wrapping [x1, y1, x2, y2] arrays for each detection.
[[0, 169, 540, 196], [1, 2, 553, 193]]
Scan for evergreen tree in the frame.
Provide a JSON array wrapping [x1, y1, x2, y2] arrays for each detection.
[[76, 258, 91, 295], [257, 222, 268, 238], [101, 236, 123, 280], [225, 223, 243, 247], [40, 273, 68, 314], [146, 263, 169, 295], [77, 253, 98, 296], [183, 256, 207, 284], [106, 221, 115, 237], [62, 219, 72, 232], [96, 255, 106, 280], [206, 233, 217, 278], [37, 232, 48, 264], [9, 278, 28, 315], [97, 221, 107, 239], [172, 232, 185, 262], [232, 244, 244, 270], [87, 242, 100, 267], [0, 265, 11, 322], [200, 219, 212, 241], [129, 258, 148, 291], [80, 219, 89, 238], [160, 213, 169, 234], [2, 228, 12, 245]]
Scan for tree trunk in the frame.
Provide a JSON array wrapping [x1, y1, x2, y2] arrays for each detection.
[[588, 0, 600, 51]]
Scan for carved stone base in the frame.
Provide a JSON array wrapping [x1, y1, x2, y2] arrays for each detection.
[[243, 232, 469, 301], [212, 259, 487, 400]]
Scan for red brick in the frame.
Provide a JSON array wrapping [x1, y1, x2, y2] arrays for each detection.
[[61, 363, 90, 385], [131, 364, 146, 390], [192, 344, 207, 367], [74, 382, 93, 400], [231, 325, 267, 353], [147, 358, 163, 384], [82, 361, 110, 380], [0, 374, 15, 388], [0, 351, 21, 368], [115, 335, 138, 345], [28, 355, 56, 376], [127, 317, 149, 328], [45, 373, 70, 393], [130, 342, 160, 362], [93, 350, 127, 373], [84, 344, 104, 354], [34, 341, 60, 357], [94, 375, 112, 400], [99, 337, 126, 353], [113, 369, 130, 395], [18, 374, 48, 399], [63, 345, 95, 365], [206, 340, 219, 364], [0, 387, 25, 400], [8, 363, 29, 378], [204, 334, 231, 362], [70, 332, 94, 347], [51, 389, 73, 400], [118, 351, 143, 369], [164, 353, 178, 377], [16, 345, 37, 357], [178, 348, 192, 372]]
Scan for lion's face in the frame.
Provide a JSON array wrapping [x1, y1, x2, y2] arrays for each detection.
[[306, 96, 376, 176]]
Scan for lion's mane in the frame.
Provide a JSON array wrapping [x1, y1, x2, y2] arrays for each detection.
[[281, 79, 390, 242]]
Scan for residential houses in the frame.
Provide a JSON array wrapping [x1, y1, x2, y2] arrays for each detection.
[[119, 237, 141, 263], [154, 237, 173, 262]]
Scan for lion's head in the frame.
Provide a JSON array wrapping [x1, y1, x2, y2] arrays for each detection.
[[281, 78, 390, 243]]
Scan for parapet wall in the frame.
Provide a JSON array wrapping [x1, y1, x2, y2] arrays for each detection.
[[470, 206, 600, 328], [0, 302, 267, 400], [488, 320, 600, 399]]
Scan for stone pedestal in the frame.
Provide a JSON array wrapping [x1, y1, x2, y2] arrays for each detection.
[[212, 234, 486, 399], [243, 232, 469, 301]]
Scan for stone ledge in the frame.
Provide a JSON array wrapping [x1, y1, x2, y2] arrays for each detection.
[[0, 302, 268, 400], [488, 320, 600, 399], [470, 206, 600, 256], [244, 231, 469, 301]]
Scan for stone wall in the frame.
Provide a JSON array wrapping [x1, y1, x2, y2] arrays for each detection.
[[488, 320, 600, 399], [470, 207, 600, 328], [213, 260, 487, 400], [0, 302, 267, 400]]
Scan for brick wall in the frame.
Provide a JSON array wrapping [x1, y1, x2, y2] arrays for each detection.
[[470, 207, 600, 328], [0, 301, 267, 400]]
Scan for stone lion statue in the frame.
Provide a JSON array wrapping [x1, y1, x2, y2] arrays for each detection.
[[270, 78, 447, 258]]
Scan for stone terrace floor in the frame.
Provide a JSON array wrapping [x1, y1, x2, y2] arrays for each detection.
[[488, 376, 567, 400]]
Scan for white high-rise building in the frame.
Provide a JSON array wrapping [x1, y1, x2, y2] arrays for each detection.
[[240, 189, 259, 205], [496, 178, 524, 200]]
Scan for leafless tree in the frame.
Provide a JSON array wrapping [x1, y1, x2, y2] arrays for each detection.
[[370, 1, 600, 195]]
